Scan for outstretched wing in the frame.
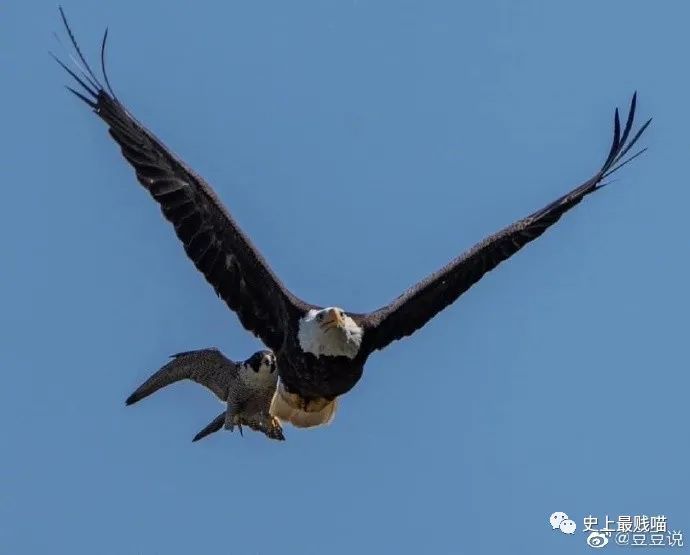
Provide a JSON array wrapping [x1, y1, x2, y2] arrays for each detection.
[[53, 9, 311, 351], [359, 93, 651, 354], [192, 412, 226, 442], [126, 348, 237, 405]]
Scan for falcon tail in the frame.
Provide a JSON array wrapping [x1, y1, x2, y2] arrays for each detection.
[[270, 383, 337, 428]]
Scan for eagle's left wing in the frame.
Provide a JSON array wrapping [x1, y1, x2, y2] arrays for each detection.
[[359, 94, 650, 354], [53, 9, 313, 353]]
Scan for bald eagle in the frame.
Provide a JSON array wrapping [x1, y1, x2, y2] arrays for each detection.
[[54, 9, 650, 429]]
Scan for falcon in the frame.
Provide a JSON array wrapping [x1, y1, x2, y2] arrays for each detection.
[[126, 348, 284, 441], [54, 9, 651, 429]]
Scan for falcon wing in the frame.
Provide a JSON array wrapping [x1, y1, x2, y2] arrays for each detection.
[[54, 9, 311, 352], [126, 348, 236, 405], [359, 93, 650, 354], [192, 412, 226, 442], [192, 411, 286, 442]]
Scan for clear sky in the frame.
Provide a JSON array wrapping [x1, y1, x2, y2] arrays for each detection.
[[1, 1, 688, 553]]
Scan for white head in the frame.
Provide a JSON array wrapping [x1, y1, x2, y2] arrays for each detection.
[[240, 350, 278, 387], [298, 307, 363, 359]]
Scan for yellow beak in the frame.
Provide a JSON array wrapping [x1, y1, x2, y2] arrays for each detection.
[[320, 309, 344, 330]]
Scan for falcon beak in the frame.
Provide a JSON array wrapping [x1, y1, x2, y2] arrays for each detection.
[[320, 309, 344, 330]]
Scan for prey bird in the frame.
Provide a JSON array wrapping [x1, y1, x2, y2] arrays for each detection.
[[54, 8, 651, 430], [126, 349, 285, 442]]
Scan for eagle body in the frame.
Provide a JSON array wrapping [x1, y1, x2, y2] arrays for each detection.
[[278, 335, 365, 400], [55, 9, 651, 433], [268, 346, 364, 427]]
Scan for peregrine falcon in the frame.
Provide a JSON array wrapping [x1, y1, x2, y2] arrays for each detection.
[[126, 348, 285, 441]]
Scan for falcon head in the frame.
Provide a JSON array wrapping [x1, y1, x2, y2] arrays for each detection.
[[244, 350, 277, 375], [298, 307, 363, 359]]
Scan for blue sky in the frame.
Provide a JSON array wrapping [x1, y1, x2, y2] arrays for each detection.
[[2, 1, 688, 553]]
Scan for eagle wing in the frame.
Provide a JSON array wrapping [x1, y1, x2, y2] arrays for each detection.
[[359, 94, 650, 354], [54, 10, 311, 352], [126, 348, 237, 405]]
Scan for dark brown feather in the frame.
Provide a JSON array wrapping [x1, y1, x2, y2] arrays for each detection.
[[54, 11, 312, 351], [359, 94, 650, 354]]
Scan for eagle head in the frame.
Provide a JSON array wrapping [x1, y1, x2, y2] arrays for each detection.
[[297, 307, 363, 359]]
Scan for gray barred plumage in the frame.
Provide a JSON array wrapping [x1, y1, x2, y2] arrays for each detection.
[[126, 349, 284, 441]]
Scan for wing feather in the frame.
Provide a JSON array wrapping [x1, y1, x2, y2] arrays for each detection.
[[125, 348, 236, 404], [359, 93, 651, 354], [54, 10, 311, 351], [192, 412, 226, 442]]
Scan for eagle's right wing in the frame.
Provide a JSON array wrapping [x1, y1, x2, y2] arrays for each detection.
[[359, 94, 650, 355], [54, 9, 313, 352]]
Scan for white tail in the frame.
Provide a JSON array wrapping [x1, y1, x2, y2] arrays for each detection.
[[269, 382, 337, 428]]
